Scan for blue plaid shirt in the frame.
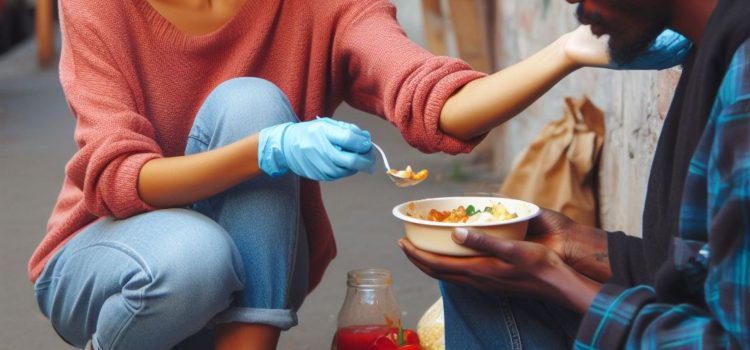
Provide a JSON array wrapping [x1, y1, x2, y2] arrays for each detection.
[[575, 40, 750, 349]]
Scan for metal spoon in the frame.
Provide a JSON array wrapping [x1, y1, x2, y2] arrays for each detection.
[[372, 143, 427, 187]]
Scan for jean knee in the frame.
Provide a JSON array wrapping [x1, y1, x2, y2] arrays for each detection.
[[193, 77, 299, 146], [146, 210, 244, 312]]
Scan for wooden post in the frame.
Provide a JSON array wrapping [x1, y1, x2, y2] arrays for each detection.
[[421, 0, 449, 56], [36, 0, 54, 67], [447, 0, 492, 73]]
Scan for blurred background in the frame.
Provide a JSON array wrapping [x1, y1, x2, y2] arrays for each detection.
[[0, 0, 678, 348]]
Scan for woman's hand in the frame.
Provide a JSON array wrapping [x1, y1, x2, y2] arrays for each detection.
[[258, 117, 375, 181], [561, 25, 611, 68], [562, 25, 691, 70], [399, 229, 601, 313]]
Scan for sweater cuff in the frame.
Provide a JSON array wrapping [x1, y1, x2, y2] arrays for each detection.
[[575, 284, 657, 350], [424, 66, 486, 154], [110, 152, 162, 218]]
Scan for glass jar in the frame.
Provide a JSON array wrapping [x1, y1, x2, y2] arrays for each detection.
[[332, 268, 401, 350]]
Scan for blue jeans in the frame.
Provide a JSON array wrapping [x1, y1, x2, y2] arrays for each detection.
[[441, 282, 581, 349], [34, 78, 309, 349]]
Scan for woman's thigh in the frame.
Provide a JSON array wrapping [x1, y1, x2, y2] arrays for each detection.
[[34, 208, 244, 349]]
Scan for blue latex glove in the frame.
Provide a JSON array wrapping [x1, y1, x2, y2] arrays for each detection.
[[258, 117, 375, 181], [611, 29, 692, 70]]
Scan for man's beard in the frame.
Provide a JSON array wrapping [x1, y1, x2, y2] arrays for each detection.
[[607, 25, 667, 64], [576, 3, 667, 65]]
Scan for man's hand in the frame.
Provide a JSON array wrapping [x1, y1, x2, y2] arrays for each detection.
[[526, 208, 612, 282], [524, 209, 576, 259], [399, 229, 601, 313]]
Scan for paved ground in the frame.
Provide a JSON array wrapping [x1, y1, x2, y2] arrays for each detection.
[[0, 13, 501, 350]]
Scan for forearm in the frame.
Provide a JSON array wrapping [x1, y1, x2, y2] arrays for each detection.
[[138, 134, 261, 208], [439, 36, 578, 140], [546, 264, 601, 314], [564, 224, 612, 283]]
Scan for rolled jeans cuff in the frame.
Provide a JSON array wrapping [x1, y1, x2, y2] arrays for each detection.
[[209, 306, 299, 330]]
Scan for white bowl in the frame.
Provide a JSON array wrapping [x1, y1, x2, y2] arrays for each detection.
[[392, 197, 540, 256]]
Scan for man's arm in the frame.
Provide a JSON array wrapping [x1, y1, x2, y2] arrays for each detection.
[[577, 43, 750, 348], [576, 177, 750, 348]]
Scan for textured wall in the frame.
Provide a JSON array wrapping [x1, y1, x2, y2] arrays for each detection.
[[490, 0, 681, 235]]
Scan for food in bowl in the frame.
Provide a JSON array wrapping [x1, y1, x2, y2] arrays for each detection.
[[407, 202, 517, 224], [387, 165, 429, 181], [393, 197, 540, 256]]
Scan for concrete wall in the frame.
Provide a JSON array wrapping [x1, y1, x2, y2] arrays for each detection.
[[487, 0, 680, 235]]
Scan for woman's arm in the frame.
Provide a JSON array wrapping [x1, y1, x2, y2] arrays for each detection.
[[439, 34, 579, 140], [440, 27, 691, 140], [138, 135, 262, 208], [439, 25, 612, 139], [333, 4, 607, 149], [139, 118, 374, 208]]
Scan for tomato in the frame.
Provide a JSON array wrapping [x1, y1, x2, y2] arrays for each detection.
[[368, 328, 422, 350], [401, 329, 419, 345], [395, 345, 422, 350]]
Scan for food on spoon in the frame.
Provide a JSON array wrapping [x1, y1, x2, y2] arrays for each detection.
[[407, 202, 517, 224], [388, 166, 429, 181]]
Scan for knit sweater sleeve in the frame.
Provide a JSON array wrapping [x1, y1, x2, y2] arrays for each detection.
[[332, 1, 486, 154], [58, 1, 162, 219]]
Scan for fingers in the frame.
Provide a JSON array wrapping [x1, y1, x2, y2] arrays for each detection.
[[399, 238, 500, 276], [317, 117, 370, 138], [399, 239, 507, 291], [453, 228, 519, 263], [319, 118, 372, 154], [329, 150, 375, 173]]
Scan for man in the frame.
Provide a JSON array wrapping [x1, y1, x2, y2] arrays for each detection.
[[401, 0, 750, 348]]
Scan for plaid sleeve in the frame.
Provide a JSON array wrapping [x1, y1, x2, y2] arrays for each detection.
[[574, 284, 656, 349], [575, 41, 750, 350]]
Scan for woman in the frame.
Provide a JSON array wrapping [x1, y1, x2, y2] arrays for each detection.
[[28, 0, 686, 349]]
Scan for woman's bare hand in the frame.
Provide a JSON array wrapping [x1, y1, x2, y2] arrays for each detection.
[[561, 25, 611, 68]]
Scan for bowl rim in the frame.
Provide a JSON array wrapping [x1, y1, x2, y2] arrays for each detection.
[[392, 196, 541, 227]]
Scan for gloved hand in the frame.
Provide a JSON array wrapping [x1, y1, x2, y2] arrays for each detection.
[[610, 29, 692, 70], [258, 117, 375, 181]]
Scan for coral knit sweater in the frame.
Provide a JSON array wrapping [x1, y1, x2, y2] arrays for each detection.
[[29, 0, 485, 291]]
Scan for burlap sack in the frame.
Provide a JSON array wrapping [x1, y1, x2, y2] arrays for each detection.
[[500, 96, 605, 226]]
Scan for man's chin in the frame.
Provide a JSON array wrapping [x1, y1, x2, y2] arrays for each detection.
[[608, 36, 660, 65], [609, 45, 648, 65]]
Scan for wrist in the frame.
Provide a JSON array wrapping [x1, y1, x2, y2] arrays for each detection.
[[544, 263, 601, 313], [552, 34, 583, 73], [564, 224, 612, 282], [258, 122, 293, 177]]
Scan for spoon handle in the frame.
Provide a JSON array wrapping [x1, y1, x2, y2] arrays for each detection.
[[372, 143, 391, 171]]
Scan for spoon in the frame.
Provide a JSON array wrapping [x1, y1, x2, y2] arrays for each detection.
[[372, 143, 428, 187]]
